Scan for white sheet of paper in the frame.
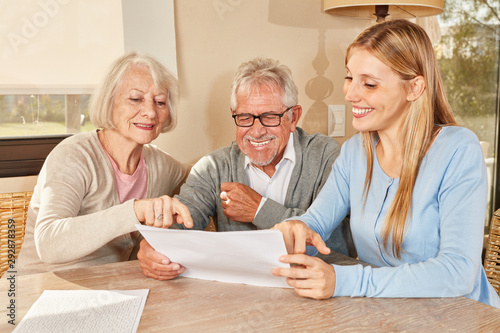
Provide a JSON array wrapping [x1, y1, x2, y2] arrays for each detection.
[[13, 289, 149, 333], [136, 225, 291, 288]]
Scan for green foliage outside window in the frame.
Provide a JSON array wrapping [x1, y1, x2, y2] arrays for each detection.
[[0, 95, 92, 137], [437, 0, 499, 144]]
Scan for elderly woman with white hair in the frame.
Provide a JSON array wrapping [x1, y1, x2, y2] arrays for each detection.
[[18, 51, 191, 274]]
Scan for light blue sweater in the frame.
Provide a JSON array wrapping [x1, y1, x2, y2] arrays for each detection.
[[295, 126, 500, 308]]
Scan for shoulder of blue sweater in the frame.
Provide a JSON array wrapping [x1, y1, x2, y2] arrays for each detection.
[[440, 125, 477, 138], [437, 126, 480, 147]]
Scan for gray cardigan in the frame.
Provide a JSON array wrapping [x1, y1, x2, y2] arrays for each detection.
[[176, 127, 354, 255]]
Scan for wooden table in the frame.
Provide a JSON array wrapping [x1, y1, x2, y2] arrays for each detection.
[[1, 252, 500, 332]]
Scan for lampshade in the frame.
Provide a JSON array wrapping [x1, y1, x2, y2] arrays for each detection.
[[323, 0, 444, 22]]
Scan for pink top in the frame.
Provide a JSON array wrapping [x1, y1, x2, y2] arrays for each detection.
[[105, 150, 148, 203]]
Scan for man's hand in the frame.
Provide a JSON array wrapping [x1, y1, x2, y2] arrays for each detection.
[[271, 220, 330, 255], [137, 239, 185, 280], [220, 182, 262, 222], [134, 195, 193, 228]]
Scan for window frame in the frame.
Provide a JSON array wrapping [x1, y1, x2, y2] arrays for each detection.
[[494, 88, 500, 214], [0, 135, 71, 178]]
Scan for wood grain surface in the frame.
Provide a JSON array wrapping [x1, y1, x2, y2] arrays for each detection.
[[1, 252, 499, 332]]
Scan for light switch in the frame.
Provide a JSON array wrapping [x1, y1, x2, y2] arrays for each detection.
[[328, 105, 345, 137]]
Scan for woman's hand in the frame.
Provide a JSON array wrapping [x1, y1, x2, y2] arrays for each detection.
[[272, 254, 336, 300], [137, 239, 185, 280], [272, 220, 330, 255], [134, 195, 193, 228]]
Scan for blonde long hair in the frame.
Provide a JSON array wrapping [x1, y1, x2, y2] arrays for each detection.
[[346, 20, 456, 258]]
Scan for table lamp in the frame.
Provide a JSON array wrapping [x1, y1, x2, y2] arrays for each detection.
[[323, 0, 444, 22]]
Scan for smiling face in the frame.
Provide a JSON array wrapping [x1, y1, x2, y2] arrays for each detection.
[[344, 47, 412, 136], [111, 65, 169, 146], [234, 85, 299, 174]]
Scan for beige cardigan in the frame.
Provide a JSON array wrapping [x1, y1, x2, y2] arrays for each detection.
[[17, 130, 187, 275]]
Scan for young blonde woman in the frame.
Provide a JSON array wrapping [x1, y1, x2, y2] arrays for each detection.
[[272, 19, 500, 308]]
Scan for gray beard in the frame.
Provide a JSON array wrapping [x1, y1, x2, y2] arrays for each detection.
[[248, 150, 278, 167], [243, 134, 278, 167]]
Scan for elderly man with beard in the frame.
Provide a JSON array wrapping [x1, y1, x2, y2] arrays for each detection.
[[137, 57, 355, 280]]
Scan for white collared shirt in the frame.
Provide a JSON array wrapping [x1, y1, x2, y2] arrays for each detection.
[[245, 133, 296, 214]]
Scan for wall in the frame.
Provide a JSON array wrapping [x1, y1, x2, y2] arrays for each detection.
[[0, 0, 365, 193], [153, 0, 366, 165], [0, 176, 37, 194]]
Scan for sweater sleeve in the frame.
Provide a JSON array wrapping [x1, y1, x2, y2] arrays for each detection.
[[253, 199, 307, 229], [334, 134, 487, 298], [34, 142, 140, 264], [175, 154, 219, 230]]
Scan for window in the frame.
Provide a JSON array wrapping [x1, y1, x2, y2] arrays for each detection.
[[0, 94, 93, 177], [0, 0, 176, 178], [0, 0, 123, 177], [0, 94, 92, 137], [437, 0, 500, 231]]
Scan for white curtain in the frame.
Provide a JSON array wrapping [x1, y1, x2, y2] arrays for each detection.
[[0, 0, 177, 94]]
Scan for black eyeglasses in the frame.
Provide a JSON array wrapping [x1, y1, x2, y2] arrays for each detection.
[[232, 106, 293, 127]]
